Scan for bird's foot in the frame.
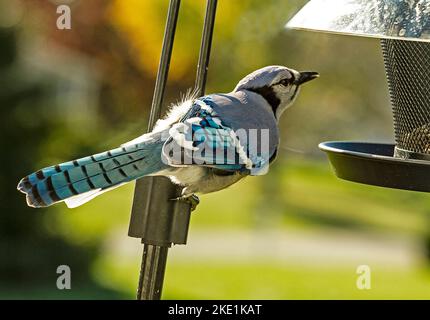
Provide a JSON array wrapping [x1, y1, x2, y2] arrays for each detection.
[[172, 194, 200, 211]]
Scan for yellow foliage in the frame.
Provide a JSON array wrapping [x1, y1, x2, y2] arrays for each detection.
[[107, 0, 247, 80]]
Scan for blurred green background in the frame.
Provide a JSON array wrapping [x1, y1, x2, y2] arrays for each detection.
[[1, 0, 430, 299]]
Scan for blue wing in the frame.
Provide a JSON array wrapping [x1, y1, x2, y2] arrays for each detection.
[[162, 96, 270, 175]]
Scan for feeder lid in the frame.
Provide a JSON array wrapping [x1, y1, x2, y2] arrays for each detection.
[[286, 0, 430, 42]]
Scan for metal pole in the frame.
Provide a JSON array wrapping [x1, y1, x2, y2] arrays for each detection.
[[130, 0, 218, 300], [195, 0, 218, 97], [134, 0, 181, 300], [137, 244, 169, 300], [148, 0, 181, 132]]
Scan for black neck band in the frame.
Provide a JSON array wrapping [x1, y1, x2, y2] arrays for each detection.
[[247, 86, 280, 115]]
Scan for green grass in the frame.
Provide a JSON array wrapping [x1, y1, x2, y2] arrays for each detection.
[[40, 157, 430, 299], [0, 284, 125, 300], [90, 255, 430, 299], [163, 262, 430, 300], [279, 159, 430, 235], [165, 261, 430, 299]]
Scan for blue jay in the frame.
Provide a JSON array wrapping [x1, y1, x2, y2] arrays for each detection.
[[18, 66, 318, 209]]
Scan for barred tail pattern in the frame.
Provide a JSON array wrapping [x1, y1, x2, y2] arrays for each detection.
[[17, 142, 165, 208]]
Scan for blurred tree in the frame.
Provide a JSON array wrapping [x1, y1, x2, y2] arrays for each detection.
[[0, 27, 118, 297]]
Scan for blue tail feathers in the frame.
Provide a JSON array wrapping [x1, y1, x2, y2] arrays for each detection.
[[17, 142, 165, 208]]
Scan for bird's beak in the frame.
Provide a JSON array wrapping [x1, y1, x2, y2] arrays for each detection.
[[296, 71, 319, 85]]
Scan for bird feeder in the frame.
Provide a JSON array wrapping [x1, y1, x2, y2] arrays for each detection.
[[287, 0, 430, 192]]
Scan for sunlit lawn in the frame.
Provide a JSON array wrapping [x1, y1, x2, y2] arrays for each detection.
[[40, 156, 430, 299], [164, 263, 430, 299], [92, 256, 430, 299], [7, 262, 430, 299]]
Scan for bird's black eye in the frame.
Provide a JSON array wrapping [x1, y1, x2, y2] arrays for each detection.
[[279, 78, 292, 86]]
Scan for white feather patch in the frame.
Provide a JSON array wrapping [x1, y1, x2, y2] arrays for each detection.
[[64, 183, 126, 208], [121, 98, 196, 148], [64, 189, 102, 208], [168, 123, 198, 151], [229, 130, 253, 169]]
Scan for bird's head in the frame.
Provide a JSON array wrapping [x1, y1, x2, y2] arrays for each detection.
[[234, 65, 319, 120]]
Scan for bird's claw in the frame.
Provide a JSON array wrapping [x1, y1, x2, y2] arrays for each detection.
[[171, 194, 200, 211]]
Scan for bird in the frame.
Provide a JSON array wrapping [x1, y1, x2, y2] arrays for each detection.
[[17, 65, 318, 209]]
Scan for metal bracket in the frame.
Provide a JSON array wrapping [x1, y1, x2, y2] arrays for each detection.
[[129, 176, 191, 246]]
